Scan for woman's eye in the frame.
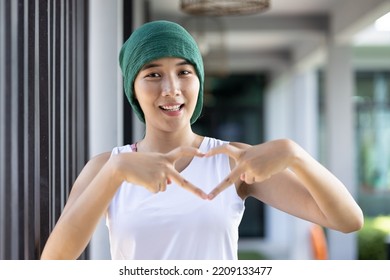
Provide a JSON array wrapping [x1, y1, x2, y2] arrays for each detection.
[[146, 73, 160, 78], [179, 70, 190, 75]]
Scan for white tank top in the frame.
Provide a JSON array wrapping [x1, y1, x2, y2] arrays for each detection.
[[106, 137, 245, 260]]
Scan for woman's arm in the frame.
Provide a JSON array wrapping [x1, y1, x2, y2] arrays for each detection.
[[40, 147, 207, 259], [207, 139, 364, 233], [40, 152, 120, 259]]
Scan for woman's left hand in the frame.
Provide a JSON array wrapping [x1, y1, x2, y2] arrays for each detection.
[[205, 139, 364, 233], [205, 140, 294, 199]]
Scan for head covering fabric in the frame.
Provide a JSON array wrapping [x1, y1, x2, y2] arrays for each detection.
[[119, 20, 204, 124]]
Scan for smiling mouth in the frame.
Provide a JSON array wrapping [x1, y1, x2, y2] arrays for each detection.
[[159, 104, 184, 112]]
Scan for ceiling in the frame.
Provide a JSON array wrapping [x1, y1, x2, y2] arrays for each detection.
[[146, 0, 390, 74]]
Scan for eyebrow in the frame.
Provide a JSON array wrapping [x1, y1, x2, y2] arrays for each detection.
[[140, 59, 192, 71]]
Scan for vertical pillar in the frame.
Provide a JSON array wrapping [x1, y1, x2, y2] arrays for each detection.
[[264, 69, 319, 259], [88, 0, 123, 260], [291, 70, 318, 156], [289, 69, 319, 259], [131, 0, 146, 142], [264, 74, 294, 258], [325, 44, 358, 259]]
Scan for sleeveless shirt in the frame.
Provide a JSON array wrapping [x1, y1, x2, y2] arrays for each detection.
[[106, 137, 245, 260]]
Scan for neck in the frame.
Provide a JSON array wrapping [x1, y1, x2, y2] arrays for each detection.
[[137, 125, 202, 153]]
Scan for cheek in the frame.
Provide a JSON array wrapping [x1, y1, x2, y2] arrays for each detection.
[[134, 80, 155, 104], [185, 78, 200, 101]]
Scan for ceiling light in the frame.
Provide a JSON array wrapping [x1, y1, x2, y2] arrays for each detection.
[[180, 0, 270, 16]]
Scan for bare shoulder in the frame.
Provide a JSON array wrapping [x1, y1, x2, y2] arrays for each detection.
[[74, 151, 112, 188], [85, 152, 111, 171], [65, 152, 112, 203]]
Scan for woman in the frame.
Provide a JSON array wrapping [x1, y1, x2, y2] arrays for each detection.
[[41, 20, 363, 260]]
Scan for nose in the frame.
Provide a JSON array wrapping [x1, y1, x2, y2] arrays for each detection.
[[161, 74, 181, 97]]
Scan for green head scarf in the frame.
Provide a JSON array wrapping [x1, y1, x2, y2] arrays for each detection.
[[119, 20, 204, 124]]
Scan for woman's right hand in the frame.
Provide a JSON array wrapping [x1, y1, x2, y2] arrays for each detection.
[[110, 147, 208, 199]]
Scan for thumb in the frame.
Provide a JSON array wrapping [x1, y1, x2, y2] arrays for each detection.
[[165, 146, 205, 163], [205, 144, 242, 161]]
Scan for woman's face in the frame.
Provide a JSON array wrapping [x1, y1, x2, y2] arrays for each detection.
[[134, 57, 200, 132]]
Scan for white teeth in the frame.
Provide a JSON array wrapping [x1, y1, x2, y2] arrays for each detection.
[[161, 105, 181, 111]]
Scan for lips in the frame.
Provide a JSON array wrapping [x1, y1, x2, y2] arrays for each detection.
[[159, 104, 184, 112]]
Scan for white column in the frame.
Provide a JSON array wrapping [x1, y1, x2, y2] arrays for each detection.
[[325, 44, 358, 260], [291, 70, 318, 156], [88, 0, 123, 260], [289, 69, 319, 259], [264, 73, 295, 259], [131, 0, 146, 142], [264, 69, 319, 259]]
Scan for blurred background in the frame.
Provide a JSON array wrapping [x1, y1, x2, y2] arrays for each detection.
[[1, 0, 390, 260]]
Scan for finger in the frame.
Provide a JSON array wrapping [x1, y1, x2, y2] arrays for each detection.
[[204, 144, 242, 161], [160, 181, 167, 192], [150, 184, 159, 194], [168, 169, 208, 199], [165, 146, 205, 163], [208, 166, 243, 200], [241, 173, 255, 185]]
